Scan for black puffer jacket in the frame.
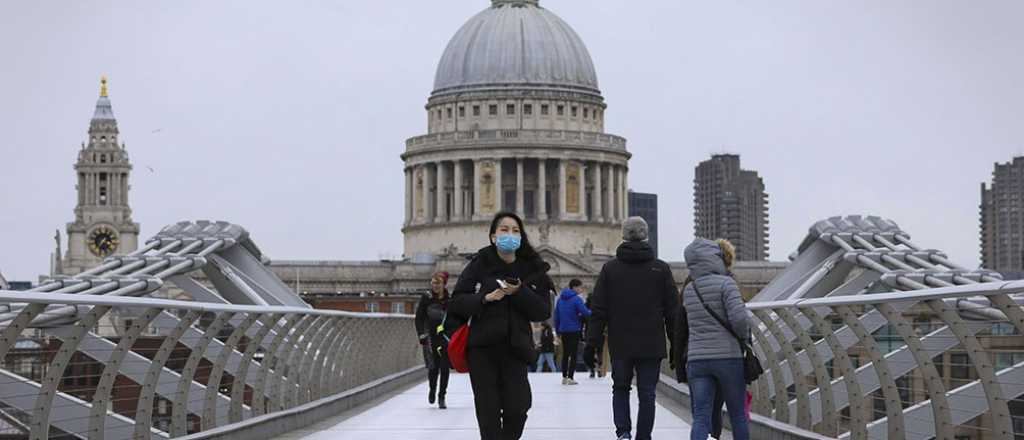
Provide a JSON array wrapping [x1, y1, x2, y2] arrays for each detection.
[[415, 292, 450, 349], [449, 245, 554, 364], [586, 241, 678, 360]]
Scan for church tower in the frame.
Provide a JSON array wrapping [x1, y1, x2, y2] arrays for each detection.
[[62, 77, 140, 274]]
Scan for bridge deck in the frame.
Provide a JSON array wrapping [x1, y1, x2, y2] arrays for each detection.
[[280, 372, 695, 440]]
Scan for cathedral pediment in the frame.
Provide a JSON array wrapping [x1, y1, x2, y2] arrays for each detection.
[[534, 245, 599, 276]]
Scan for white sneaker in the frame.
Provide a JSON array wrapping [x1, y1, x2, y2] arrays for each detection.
[[561, 377, 569, 385], [568, 379, 579, 385]]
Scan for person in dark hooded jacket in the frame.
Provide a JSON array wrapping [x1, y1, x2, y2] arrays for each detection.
[[584, 217, 678, 440], [679, 238, 751, 440], [449, 212, 554, 440]]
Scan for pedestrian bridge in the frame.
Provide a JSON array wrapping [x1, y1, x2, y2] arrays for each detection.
[[0, 216, 1022, 440]]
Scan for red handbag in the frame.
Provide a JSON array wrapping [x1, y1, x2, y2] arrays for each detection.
[[447, 318, 471, 373]]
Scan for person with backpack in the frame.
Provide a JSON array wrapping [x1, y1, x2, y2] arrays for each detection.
[[415, 271, 453, 409], [554, 279, 591, 385], [448, 212, 554, 440], [679, 238, 752, 440], [584, 217, 678, 440]]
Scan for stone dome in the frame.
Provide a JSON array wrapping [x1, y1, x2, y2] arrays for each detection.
[[432, 0, 600, 98]]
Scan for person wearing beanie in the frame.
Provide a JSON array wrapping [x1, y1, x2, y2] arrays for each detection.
[[584, 216, 678, 440]]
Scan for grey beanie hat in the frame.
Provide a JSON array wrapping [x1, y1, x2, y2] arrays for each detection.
[[622, 216, 649, 242]]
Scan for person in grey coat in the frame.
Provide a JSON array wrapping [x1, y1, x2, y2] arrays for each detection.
[[681, 238, 750, 440]]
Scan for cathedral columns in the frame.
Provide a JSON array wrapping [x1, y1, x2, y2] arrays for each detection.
[[494, 159, 503, 213], [537, 159, 548, 220], [605, 163, 614, 222], [435, 161, 447, 223], [593, 162, 603, 222], [473, 159, 482, 220], [618, 165, 626, 218], [558, 159, 567, 219], [405, 168, 413, 225], [577, 161, 586, 221], [453, 160, 464, 221], [515, 158, 525, 216], [421, 164, 431, 222]]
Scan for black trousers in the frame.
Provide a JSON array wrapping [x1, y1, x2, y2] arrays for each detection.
[[560, 332, 580, 379], [468, 344, 532, 440], [428, 347, 450, 397]]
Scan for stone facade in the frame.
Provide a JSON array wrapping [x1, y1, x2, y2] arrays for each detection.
[[402, 1, 631, 260]]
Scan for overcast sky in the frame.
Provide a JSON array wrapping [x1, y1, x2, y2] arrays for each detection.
[[2, 1, 1022, 281]]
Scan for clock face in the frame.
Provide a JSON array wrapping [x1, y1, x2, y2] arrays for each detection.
[[88, 226, 120, 257]]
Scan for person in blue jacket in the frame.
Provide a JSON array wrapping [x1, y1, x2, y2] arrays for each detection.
[[554, 279, 591, 385]]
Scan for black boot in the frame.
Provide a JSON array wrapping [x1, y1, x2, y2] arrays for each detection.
[[438, 394, 447, 409], [429, 388, 436, 404]]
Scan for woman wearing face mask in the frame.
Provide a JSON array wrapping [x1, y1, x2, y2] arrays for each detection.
[[449, 212, 554, 440], [415, 271, 452, 409]]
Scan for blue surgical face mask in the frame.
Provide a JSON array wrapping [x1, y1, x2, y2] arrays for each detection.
[[495, 234, 522, 254]]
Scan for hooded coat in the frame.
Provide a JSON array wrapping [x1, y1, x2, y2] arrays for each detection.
[[554, 288, 591, 333], [679, 239, 749, 362], [585, 240, 678, 360]]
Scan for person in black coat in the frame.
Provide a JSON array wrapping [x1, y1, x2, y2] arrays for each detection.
[[585, 217, 678, 440], [535, 322, 557, 372], [415, 271, 453, 409], [449, 212, 554, 440]]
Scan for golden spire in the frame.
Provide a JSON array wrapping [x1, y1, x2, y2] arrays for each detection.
[[100, 76, 108, 98]]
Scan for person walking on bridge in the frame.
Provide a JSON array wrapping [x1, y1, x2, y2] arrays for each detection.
[[554, 278, 590, 385], [680, 238, 751, 440], [450, 212, 555, 440], [585, 217, 678, 440], [415, 271, 453, 409]]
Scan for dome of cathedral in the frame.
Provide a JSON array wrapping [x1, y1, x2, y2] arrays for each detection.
[[433, 0, 600, 98]]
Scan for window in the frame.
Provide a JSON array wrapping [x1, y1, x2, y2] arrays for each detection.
[[437, 110, 442, 120], [446, 107, 453, 119], [571, 106, 578, 117], [992, 322, 1017, 335], [524, 104, 533, 116], [557, 105, 565, 116], [367, 302, 380, 313], [391, 302, 405, 314], [473, 105, 481, 116], [459, 106, 466, 117], [584, 108, 589, 119], [541, 104, 549, 115], [950, 353, 970, 380], [506, 104, 516, 115], [489, 105, 498, 116], [99, 188, 108, 205]]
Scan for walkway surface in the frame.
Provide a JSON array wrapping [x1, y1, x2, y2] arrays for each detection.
[[282, 372, 694, 440]]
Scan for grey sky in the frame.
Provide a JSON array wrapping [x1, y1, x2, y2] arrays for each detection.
[[2, 1, 1022, 281]]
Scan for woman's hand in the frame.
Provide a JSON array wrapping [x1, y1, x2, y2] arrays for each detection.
[[502, 280, 522, 296], [484, 288, 507, 303]]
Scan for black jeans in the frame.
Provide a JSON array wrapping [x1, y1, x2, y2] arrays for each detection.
[[559, 332, 580, 379], [611, 357, 661, 440], [428, 347, 450, 398], [468, 344, 532, 440]]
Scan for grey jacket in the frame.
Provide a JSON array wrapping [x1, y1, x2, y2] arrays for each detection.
[[682, 239, 750, 361]]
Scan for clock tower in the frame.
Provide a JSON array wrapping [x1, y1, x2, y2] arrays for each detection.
[[62, 77, 140, 274]]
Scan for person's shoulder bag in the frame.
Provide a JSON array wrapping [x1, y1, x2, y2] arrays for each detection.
[[691, 280, 764, 384]]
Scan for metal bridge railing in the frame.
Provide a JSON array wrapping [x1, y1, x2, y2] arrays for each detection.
[[0, 291, 418, 440], [746, 276, 1024, 440], [0, 221, 421, 440]]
